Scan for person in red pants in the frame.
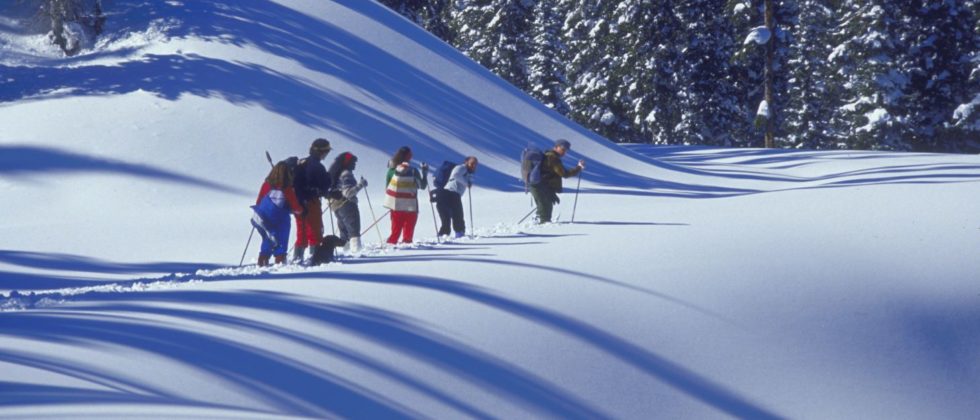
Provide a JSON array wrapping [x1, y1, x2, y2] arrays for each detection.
[[383, 146, 428, 245], [292, 138, 333, 263]]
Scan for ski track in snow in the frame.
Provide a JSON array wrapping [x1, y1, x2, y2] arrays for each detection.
[[0, 222, 536, 311]]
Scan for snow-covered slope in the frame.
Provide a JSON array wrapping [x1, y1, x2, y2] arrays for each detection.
[[2, 1, 980, 419]]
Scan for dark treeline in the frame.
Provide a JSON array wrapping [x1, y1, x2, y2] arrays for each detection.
[[380, 0, 980, 153]]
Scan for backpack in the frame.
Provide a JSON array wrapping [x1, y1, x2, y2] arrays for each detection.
[[520, 146, 544, 190], [432, 160, 457, 190]]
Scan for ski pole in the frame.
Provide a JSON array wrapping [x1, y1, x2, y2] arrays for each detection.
[[517, 207, 537, 224], [424, 166, 439, 238], [361, 209, 392, 237], [328, 206, 336, 235], [363, 187, 384, 243], [238, 227, 255, 267], [467, 182, 474, 238], [571, 170, 583, 223]]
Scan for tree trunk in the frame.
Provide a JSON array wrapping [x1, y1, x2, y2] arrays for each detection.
[[764, 0, 775, 148]]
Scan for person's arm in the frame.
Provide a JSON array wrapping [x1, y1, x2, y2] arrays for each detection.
[[256, 182, 271, 206], [284, 187, 303, 214], [313, 164, 332, 198], [341, 171, 362, 200], [415, 167, 428, 190]]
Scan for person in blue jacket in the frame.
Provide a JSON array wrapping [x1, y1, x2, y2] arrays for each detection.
[[251, 160, 303, 266]]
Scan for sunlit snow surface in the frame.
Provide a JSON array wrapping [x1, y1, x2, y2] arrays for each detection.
[[2, 1, 979, 419]]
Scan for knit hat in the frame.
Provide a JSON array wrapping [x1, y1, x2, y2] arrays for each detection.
[[310, 138, 332, 155], [555, 139, 571, 151]]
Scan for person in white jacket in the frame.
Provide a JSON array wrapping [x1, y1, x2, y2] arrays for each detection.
[[435, 156, 478, 238]]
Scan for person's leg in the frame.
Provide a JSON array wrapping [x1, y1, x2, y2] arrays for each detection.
[[335, 209, 350, 242], [387, 211, 404, 244], [402, 211, 419, 243], [435, 191, 452, 236], [293, 203, 309, 262], [450, 192, 465, 235], [530, 186, 552, 223], [272, 221, 289, 263]]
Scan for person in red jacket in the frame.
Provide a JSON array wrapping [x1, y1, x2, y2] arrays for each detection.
[[251, 159, 303, 266]]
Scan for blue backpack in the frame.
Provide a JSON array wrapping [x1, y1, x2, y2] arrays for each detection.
[[521, 146, 544, 190], [432, 160, 457, 190]]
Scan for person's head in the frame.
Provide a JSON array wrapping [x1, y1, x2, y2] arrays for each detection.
[[310, 138, 332, 160], [340, 152, 357, 170], [328, 152, 358, 181], [553, 139, 571, 156], [391, 146, 412, 167], [464, 156, 478, 173], [266, 161, 293, 188]]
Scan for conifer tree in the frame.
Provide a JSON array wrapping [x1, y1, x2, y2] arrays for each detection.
[[784, 0, 840, 149], [673, 0, 741, 146], [831, 1, 913, 150], [903, 0, 978, 152], [451, 0, 535, 91], [527, 0, 570, 115]]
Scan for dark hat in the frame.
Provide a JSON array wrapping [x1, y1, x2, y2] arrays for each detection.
[[310, 138, 331, 154], [555, 139, 571, 150]]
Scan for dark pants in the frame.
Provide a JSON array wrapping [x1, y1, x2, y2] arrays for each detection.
[[333, 202, 361, 242], [435, 190, 465, 236], [529, 185, 559, 223]]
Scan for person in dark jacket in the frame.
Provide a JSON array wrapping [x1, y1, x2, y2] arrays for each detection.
[[530, 139, 584, 224], [251, 160, 303, 266], [292, 138, 332, 262], [327, 152, 368, 252], [435, 156, 477, 238]]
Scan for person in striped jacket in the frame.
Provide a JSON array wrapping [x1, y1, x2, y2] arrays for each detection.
[[383, 146, 428, 245]]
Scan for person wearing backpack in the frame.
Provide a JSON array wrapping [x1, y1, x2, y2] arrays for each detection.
[[530, 139, 584, 224], [251, 159, 303, 266], [433, 156, 478, 238], [292, 138, 333, 262], [383, 146, 428, 245], [326, 152, 368, 252]]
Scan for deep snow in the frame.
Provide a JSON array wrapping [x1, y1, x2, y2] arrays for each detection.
[[2, 1, 980, 419]]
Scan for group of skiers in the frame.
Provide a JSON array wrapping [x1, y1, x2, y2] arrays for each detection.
[[249, 138, 584, 267]]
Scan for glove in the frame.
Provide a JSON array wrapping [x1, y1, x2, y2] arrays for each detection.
[[421, 162, 429, 173], [357, 176, 368, 189], [578, 160, 586, 169]]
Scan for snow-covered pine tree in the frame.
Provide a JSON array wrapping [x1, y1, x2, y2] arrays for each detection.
[[527, 0, 570, 115], [784, 0, 840, 149], [379, 0, 453, 43], [902, 0, 978, 152], [642, 0, 683, 144], [451, 0, 535, 92], [831, 1, 913, 150], [607, 0, 671, 143], [563, 0, 627, 141], [673, 0, 742, 146]]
